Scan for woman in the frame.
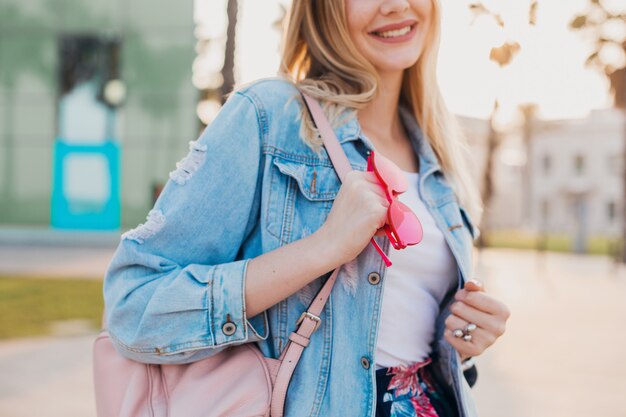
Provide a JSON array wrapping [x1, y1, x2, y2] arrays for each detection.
[[104, 0, 511, 416]]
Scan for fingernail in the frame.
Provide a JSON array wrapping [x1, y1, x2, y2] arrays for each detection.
[[469, 278, 483, 287]]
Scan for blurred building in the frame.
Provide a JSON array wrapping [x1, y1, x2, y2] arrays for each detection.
[[445, 115, 526, 230], [0, 0, 197, 230], [530, 108, 624, 249], [458, 108, 625, 251]]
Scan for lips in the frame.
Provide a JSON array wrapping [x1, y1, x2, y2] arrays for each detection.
[[369, 19, 418, 37], [374, 25, 413, 38]]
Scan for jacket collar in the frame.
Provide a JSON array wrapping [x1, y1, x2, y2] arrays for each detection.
[[397, 104, 443, 175], [334, 104, 443, 174]]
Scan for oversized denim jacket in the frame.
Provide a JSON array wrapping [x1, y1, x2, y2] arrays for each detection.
[[103, 78, 481, 417]]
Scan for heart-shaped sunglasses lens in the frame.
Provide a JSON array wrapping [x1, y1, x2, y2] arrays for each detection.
[[369, 152, 408, 195], [387, 200, 423, 248], [366, 150, 423, 265]]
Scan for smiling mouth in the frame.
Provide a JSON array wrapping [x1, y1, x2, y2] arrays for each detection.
[[370, 24, 416, 39]]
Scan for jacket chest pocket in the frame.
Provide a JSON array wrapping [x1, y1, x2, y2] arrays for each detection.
[[266, 156, 340, 245]]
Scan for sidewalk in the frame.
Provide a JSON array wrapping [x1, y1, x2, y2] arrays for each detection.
[[471, 249, 626, 417], [0, 334, 97, 417], [0, 228, 116, 416], [0, 247, 625, 416], [0, 227, 118, 278]]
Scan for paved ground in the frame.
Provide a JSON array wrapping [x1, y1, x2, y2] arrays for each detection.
[[0, 245, 115, 279], [471, 249, 626, 417], [0, 228, 118, 279], [0, 335, 96, 417], [1, 245, 625, 416]]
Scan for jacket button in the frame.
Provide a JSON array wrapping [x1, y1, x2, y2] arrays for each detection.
[[222, 321, 237, 336], [367, 272, 381, 285], [361, 356, 370, 370]]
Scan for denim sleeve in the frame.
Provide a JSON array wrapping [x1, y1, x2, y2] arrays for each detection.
[[103, 91, 269, 364]]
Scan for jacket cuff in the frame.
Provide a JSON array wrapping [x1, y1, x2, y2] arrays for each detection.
[[210, 258, 269, 346]]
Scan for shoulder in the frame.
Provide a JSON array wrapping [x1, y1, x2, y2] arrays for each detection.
[[234, 77, 303, 118], [232, 77, 313, 154]]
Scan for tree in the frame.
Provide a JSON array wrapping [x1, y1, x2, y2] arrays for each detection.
[[570, 2, 626, 261], [519, 103, 539, 227], [220, 0, 238, 102], [468, 1, 537, 248], [195, 0, 239, 130]]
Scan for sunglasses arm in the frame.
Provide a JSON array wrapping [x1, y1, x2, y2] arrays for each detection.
[[370, 238, 392, 267]]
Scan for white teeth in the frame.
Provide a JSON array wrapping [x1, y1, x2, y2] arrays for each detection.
[[375, 25, 412, 38]]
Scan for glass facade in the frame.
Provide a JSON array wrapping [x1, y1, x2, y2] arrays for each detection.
[[0, 0, 197, 229]]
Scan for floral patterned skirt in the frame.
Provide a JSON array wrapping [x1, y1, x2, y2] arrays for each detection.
[[375, 358, 456, 417]]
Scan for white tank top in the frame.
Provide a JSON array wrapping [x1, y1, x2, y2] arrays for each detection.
[[375, 170, 457, 369]]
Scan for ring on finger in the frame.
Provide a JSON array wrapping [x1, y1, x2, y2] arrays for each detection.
[[463, 333, 473, 342], [453, 329, 464, 338], [463, 323, 477, 335]]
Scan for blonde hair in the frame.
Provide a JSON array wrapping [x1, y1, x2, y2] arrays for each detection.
[[279, 0, 483, 221]]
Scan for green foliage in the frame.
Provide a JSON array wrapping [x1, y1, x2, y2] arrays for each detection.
[[0, 277, 104, 339]]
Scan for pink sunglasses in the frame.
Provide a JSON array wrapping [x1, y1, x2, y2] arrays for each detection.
[[367, 151, 423, 266]]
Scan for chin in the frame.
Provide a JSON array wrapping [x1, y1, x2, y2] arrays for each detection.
[[374, 55, 421, 73]]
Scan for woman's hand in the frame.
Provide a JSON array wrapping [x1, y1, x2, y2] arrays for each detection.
[[317, 170, 389, 265], [444, 279, 511, 362]]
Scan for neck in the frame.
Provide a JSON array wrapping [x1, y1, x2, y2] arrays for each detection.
[[358, 70, 405, 146]]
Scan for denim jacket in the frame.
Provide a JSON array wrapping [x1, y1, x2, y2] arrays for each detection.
[[103, 78, 480, 417]]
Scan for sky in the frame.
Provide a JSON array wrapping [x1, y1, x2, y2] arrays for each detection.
[[195, 0, 622, 123]]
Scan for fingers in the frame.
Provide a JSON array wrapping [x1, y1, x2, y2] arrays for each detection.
[[345, 170, 388, 205], [444, 315, 494, 358], [445, 312, 472, 334], [371, 187, 389, 205], [449, 300, 506, 337], [454, 290, 511, 319], [445, 313, 496, 345], [363, 172, 388, 203], [362, 170, 381, 185], [346, 169, 378, 185], [464, 278, 484, 292], [444, 330, 478, 358], [446, 280, 511, 360]]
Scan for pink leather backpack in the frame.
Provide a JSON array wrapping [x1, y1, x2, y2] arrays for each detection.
[[93, 94, 356, 417]]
